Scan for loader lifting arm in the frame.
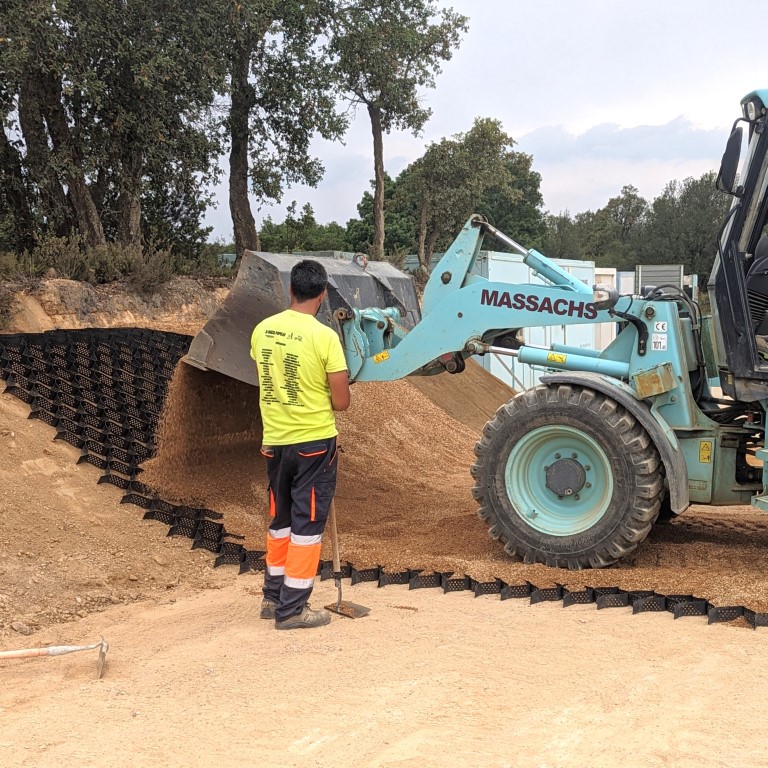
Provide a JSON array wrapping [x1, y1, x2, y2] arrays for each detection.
[[337, 215, 633, 383]]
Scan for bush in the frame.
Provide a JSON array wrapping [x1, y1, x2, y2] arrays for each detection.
[[33, 234, 90, 279], [125, 243, 174, 294], [0, 280, 16, 328], [0, 234, 232, 291]]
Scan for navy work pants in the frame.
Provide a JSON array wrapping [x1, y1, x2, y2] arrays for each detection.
[[261, 437, 338, 621]]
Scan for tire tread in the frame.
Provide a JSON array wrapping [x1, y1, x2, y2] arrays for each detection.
[[471, 383, 663, 570]]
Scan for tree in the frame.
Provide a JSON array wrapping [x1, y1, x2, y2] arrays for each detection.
[[259, 202, 346, 252], [0, 0, 230, 254], [329, 0, 468, 260], [3, 0, 106, 247], [561, 186, 649, 269], [642, 171, 729, 280], [226, 1, 347, 261], [476, 152, 546, 251], [345, 173, 415, 257], [395, 117, 516, 270], [542, 211, 584, 261]]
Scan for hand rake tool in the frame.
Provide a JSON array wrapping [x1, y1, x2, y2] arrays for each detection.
[[0, 636, 109, 678], [325, 502, 370, 619]]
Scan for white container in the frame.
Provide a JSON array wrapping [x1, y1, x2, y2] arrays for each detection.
[[594, 267, 618, 350]]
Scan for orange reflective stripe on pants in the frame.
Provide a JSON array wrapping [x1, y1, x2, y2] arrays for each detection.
[[284, 539, 322, 585], [266, 526, 290, 569]]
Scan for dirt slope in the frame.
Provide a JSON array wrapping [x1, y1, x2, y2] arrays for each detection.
[[0, 388, 230, 643]]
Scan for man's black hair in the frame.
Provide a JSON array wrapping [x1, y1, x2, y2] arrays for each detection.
[[290, 259, 328, 302]]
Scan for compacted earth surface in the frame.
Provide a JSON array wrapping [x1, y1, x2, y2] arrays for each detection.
[[1, 279, 767, 768]]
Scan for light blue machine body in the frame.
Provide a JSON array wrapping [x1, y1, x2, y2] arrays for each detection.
[[338, 215, 762, 517]]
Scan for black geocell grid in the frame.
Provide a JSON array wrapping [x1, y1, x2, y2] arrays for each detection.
[[2, 328, 768, 630]]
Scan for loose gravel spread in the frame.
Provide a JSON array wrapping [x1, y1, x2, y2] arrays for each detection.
[[142, 361, 768, 612]]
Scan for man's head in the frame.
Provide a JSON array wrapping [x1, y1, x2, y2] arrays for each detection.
[[290, 260, 328, 304]]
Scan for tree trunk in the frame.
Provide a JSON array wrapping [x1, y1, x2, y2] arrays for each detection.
[[0, 130, 36, 252], [91, 168, 108, 213], [118, 150, 144, 247], [424, 226, 440, 267], [229, 31, 260, 261], [39, 72, 106, 248], [417, 201, 428, 270], [368, 103, 385, 260], [18, 73, 72, 236]]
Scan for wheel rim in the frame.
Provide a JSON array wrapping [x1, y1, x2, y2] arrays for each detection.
[[503, 425, 614, 536]]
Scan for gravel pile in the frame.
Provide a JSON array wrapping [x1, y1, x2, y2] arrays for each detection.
[[142, 360, 768, 612]]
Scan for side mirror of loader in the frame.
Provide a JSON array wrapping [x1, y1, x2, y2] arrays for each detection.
[[716, 124, 744, 197], [592, 285, 619, 311]]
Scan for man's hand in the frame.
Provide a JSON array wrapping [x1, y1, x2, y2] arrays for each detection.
[[327, 370, 351, 411]]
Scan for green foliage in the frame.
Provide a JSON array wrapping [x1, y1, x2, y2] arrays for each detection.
[[541, 173, 728, 279], [329, 1, 468, 134], [226, 0, 349, 257], [641, 172, 729, 280], [344, 174, 416, 256], [260, 202, 346, 252], [475, 152, 547, 251], [395, 117, 518, 268], [1, 0, 232, 254], [0, 235, 213, 294], [329, 0, 468, 259], [0, 279, 15, 327], [343, 121, 546, 269], [187, 241, 238, 277], [241, 2, 348, 203], [124, 244, 175, 295], [542, 211, 584, 261], [551, 186, 650, 270]]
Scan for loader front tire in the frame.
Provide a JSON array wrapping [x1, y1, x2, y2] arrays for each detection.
[[471, 384, 663, 569]]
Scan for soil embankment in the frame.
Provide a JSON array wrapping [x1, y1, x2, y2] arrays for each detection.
[[4, 274, 768, 640], [4, 280, 768, 768]]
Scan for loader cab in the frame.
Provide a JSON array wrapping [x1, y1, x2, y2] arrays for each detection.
[[708, 89, 768, 400]]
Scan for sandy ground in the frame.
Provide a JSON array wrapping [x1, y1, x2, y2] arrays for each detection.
[[3, 364, 768, 768], [1, 579, 767, 768], [2, 278, 768, 767]]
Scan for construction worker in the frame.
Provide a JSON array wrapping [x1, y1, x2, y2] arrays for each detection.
[[250, 260, 351, 629]]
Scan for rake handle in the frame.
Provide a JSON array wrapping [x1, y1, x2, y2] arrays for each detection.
[[328, 500, 342, 578], [0, 642, 97, 659]]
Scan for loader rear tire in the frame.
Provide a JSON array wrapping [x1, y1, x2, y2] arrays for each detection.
[[471, 384, 663, 569]]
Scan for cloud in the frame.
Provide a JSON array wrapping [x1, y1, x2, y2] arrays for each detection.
[[536, 157, 722, 216], [519, 117, 725, 164]]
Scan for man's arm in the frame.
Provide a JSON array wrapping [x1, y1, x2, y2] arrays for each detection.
[[327, 371, 351, 411]]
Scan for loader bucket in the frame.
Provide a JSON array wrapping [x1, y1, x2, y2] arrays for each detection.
[[184, 251, 421, 387]]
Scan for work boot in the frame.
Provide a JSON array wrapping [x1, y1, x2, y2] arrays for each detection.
[[260, 598, 277, 620], [275, 605, 331, 630]]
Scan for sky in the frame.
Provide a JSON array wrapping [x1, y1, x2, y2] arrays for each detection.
[[203, 0, 765, 241]]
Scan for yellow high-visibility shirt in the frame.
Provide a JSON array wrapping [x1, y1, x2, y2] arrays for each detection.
[[250, 309, 348, 446]]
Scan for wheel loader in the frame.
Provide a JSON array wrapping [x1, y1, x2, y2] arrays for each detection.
[[185, 89, 768, 570]]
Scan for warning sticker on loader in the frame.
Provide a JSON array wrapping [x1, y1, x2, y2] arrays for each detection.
[[373, 350, 390, 364], [546, 352, 567, 364], [699, 440, 713, 463], [651, 333, 667, 351]]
